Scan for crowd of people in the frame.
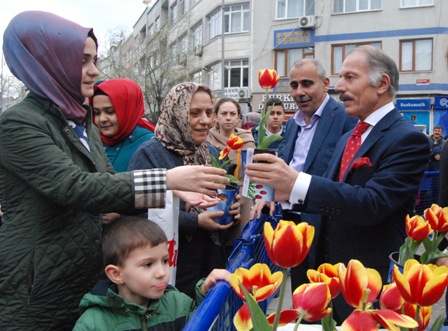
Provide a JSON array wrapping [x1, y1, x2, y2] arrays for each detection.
[[0, 10, 445, 331]]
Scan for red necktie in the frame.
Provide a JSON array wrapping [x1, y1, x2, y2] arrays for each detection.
[[339, 122, 370, 181]]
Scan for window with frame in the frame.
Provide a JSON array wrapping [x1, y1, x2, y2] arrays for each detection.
[[401, 0, 433, 7], [276, 0, 315, 19], [192, 23, 203, 48], [224, 3, 250, 34], [275, 48, 314, 77], [171, 2, 178, 24], [208, 9, 222, 40], [224, 59, 249, 88], [400, 38, 432, 72], [331, 42, 382, 74], [180, 0, 189, 16], [333, 0, 382, 13], [208, 63, 222, 91], [193, 71, 203, 84], [155, 16, 160, 32]]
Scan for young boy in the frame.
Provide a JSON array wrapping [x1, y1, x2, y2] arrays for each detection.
[[73, 216, 230, 330]]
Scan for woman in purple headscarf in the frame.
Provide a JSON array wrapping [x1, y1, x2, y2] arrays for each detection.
[[0, 11, 227, 330]]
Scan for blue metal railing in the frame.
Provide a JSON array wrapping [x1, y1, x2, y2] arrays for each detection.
[[184, 207, 282, 331]]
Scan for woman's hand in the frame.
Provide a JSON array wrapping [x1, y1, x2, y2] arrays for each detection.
[[167, 166, 229, 196], [173, 191, 220, 208], [249, 200, 276, 220], [198, 211, 234, 231], [228, 193, 242, 223]]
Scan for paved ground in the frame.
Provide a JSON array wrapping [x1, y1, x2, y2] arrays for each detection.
[[267, 274, 448, 330]]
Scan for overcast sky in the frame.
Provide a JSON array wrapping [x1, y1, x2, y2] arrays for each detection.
[[1, 1, 149, 54]]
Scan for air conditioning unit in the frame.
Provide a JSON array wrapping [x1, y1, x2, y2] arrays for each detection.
[[194, 45, 203, 56], [238, 87, 251, 99], [299, 16, 316, 29]]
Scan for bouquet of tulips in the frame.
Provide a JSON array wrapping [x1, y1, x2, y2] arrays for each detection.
[[397, 204, 448, 266], [229, 219, 448, 331]]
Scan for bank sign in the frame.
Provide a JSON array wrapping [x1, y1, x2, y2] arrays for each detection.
[[396, 98, 431, 111]]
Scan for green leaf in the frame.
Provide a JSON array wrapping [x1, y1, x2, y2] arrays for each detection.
[[258, 134, 283, 150], [428, 315, 444, 331], [239, 281, 271, 331], [209, 154, 220, 168], [225, 174, 240, 185]]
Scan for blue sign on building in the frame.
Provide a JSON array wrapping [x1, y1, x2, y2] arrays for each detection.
[[435, 96, 448, 110], [396, 98, 431, 111]]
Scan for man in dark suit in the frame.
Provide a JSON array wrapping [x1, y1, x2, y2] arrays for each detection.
[[281, 59, 356, 291], [247, 46, 430, 322]]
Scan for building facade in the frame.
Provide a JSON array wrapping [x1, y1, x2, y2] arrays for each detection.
[[101, 0, 448, 134]]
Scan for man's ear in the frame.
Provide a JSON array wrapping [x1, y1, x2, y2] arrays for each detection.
[[377, 73, 391, 95], [105, 264, 124, 285]]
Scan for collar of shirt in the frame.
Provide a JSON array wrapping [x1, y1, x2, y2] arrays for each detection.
[[264, 125, 284, 136], [359, 101, 395, 139], [294, 94, 330, 128]]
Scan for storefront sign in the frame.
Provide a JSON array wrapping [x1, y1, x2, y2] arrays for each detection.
[[396, 98, 431, 111]]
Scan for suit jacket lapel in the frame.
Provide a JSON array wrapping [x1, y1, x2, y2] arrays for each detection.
[[304, 100, 337, 172], [337, 109, 401, 181]]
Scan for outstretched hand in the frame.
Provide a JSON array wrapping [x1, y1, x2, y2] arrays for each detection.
[[249, 200, 276, 220], [173, 191, 220, 208], [198, 211, 234, 231], [167, 165, 229, 196]]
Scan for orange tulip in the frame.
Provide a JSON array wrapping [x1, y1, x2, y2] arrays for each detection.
[[229, 263, 283, 302], [424, 204, 448, 233], [307, 263, 341, 299], [264, 220, 314, 268], [339, 260, 382, 309], [266, 310, 300, 326], [292, 283, 332, 322], [258, 68, 279, 90], [219, 134, 244, 160], [392, 259, 448, 306], [405, 214, 433, 241]]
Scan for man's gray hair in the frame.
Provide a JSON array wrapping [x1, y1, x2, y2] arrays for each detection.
[[348, 45, 399, 97]]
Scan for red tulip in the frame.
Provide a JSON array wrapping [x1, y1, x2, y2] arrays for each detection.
[[264, 220, 314, 268], [402, 302, 431, 331], [258, 68, 279, 90], [307, 263, 341, 299], [379, 283, 404, 312], [405, 214, 432, 241], [339, 260, 382, 309], [392, 259, 448, 306], [424, 204, 448, 233], [219, 134, 244, 160], [229, 263, 283, 302], [292, 283, 332, 322]]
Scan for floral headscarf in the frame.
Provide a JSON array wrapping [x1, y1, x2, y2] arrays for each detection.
[[3, 11, 97, 124], [156, 82, 214, 166], [92, 79, 155, 146]]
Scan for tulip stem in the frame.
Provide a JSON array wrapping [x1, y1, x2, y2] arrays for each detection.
[[293, 315, 304, 331], [413, 305, 421, 331], [271, 267, 289, 331]]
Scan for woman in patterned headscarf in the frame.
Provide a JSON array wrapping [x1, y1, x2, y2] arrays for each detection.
[[0, 12, 228, 330], [129, 82, 241, 298]]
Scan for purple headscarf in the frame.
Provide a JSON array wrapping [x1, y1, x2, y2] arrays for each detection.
[[3, 11, 97, 123]]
